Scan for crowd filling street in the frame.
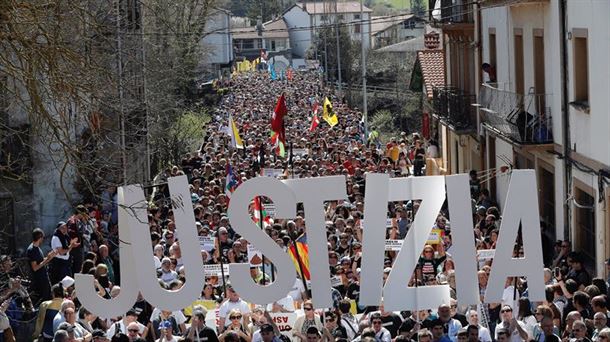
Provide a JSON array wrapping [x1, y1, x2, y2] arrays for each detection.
[[2, 69, 610, 342]]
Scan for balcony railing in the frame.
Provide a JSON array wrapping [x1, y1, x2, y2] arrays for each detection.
[[432, 86, 477, 131], [429, 0, 474, 24], [478, 84, 553, 144]]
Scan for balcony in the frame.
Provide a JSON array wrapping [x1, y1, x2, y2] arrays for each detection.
[[478, 84, 553, 145], [428, 0, 474, 24], [432, 86, 477, 131]]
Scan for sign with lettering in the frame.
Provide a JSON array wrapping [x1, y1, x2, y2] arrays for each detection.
[[247, 244, 263, 266], [202, 264, 230, 277], [75, 171, 545, 318], [269, 312, 297, 339], [199, 236, 216, 252], [263, 168, 285, 178]]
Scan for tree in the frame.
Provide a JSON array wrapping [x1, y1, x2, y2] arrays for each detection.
[[310, 25, 355, 85], [411, 0, 427, 17]]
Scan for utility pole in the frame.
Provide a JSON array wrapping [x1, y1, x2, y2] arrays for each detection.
[[116, 0, 127, 185], [323, 1, 328, 82], [334, 0, 342, 94], [360, 0, 368, 136]]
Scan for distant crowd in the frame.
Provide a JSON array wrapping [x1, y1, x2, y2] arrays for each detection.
[[1, 70, 609, 342]]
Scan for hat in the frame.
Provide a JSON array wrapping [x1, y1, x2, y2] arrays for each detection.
[[159, 320, 173, 329], [61, 276, 75, 289], [476, 206, 486, 215], [57, 322, 74, 333], [260, 323, 274, 333], [125, 308, 138, 317], [56, 221, 67, 229], [383, 267, 392, 274], [92, 329, 106, 338], [191, 193, 200, 204]]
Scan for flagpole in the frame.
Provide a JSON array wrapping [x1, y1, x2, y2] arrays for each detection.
[[257, 196, 267, 285], [219, 252, 227, 298]]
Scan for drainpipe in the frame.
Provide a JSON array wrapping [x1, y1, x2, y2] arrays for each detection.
[[559, 0, 572, 241]]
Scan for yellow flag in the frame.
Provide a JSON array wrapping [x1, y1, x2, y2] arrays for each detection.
[[322, 97, 338, 127], [229, 114, 244, 149]]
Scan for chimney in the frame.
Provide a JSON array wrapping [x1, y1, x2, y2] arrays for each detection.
[[424, 32, 440, 49]]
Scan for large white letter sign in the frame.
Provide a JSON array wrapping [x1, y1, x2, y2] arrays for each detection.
[[445, 174, 479, 305], [74, 187, 139, 319], [484, 170, 545, 303], [359, 173, 390, 306], [283, 176, 347, 309], [228, 177, 297, 305], [383, 176, 451, 312], [131, 176, 206, 311]]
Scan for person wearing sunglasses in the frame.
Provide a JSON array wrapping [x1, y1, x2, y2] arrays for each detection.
[[370, 313, 392, 342], [495, 305, 529, 342], [219, 309, 251, 342], [293, 301, 323, 342]]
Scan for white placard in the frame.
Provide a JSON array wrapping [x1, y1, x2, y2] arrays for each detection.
[[263, 203, 276, 217], [386, 218, 393, 227], [385, 239, 403, 251], [203, 264, 230, 277], [292, 148, 308, 157], [269, 312, 297, 339], [205, 309, 220, 333], [199, 236, 216, 252], [477, 249, 495, 260], [247, 244, 263, 266], [330, 276, 343, 287], [263, 168, 285, 178]]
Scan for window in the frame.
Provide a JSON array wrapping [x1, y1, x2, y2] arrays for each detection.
[[514, 29, 524, 95], [271, 40, 276, 51], [320, 15, 328, 22], [241, 39, 254, 50], [572, 28, 589, 110], [533, 29, 546, 112], [574, 185, 595, 269], [488, 28, 496, 74], [354, 14, 361, 20], [337, 14, 344, 21], [355, 24, 361, 34]]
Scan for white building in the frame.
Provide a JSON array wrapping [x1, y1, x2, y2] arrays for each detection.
[[477, 0, 610, 273], [201, 8, 233, 69], [283, 2, 372, 58], [371, 14, 425, 49]]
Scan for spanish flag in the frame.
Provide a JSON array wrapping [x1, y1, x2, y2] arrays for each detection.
[[322, 97, 338, 127], [288, 235, 310, 281], [228, 114, 243, 149]]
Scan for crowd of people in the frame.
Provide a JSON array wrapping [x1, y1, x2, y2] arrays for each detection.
[[1, 69, 609, 342]]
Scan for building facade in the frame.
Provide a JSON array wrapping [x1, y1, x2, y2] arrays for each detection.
[[283, 2, 372, 58]]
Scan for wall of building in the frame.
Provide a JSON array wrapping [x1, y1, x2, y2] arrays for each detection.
[[565, 0, 610, 167], [284, 6, 312, 58], [201, 10, 233, 65]]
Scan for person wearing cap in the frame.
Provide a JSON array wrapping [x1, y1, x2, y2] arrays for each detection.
[[91, 329, 108, 341], [107, 309, 147, 338], [156, 320, 178, 342], [184, 308, 219, 342], [50, 221, 79, 285], [27, 227, 57, 301]]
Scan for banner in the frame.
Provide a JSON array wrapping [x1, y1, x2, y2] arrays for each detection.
[[248, 244, 263, 266], [205, 309, 220, 333], [184, 299, 217, 316], [477, 249, 495, 260], [263, 168, 285, 178], [263, 203, 276, 217], [292, 148, 308, 157], [385, 240, 403, 251], [199, 236, 216, 252], [203, 264, 230, 277], [269, 312, 297, 339], [426, 229, 443, 245]]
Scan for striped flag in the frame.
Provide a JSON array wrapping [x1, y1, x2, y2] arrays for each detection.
[[288, 234, 310, 281], [252, 197, 271, 228], [228, 114, 244, 149]]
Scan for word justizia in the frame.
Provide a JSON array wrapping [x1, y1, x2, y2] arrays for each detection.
[[75, 171, 545, 319]]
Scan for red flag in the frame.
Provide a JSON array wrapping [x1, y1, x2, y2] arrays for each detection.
[[271, 94, 287, 145], [310, 114, 320, 132]]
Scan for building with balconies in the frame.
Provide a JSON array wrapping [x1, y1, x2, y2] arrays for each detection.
[[478, 0, 610, 273]]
